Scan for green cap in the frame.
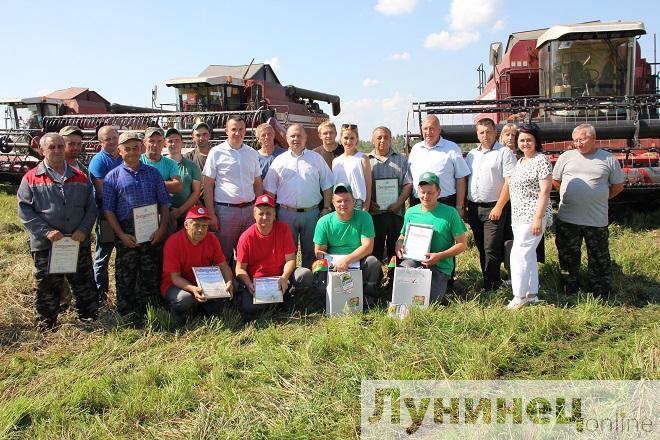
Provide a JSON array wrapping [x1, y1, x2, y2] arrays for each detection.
[[164, 127, 181, 138], [144, 126, 164, 138], [418, 172, 439, 186], [118, 131, 142, 145], [192, 121, 210, 131], [59, 125, 83, 137], [333, 182, 353, 195]]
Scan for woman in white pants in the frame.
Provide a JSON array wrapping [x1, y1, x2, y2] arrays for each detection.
[[506, 123, 553, 309]]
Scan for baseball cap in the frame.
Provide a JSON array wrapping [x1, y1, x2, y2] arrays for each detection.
[[164, 127, 181, 138], [144, 126, 164, 138], [333, 182, 353, 195], [192, 121, 210, 131], [255, 194, 275, 207], [59, 125, 83, 137], [185, 205, 210, 220], [118, 131, 142, 145], [418, 172, 439, 186]]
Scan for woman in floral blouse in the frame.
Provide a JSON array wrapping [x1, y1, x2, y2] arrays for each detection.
[[506, 123, 553, 309]]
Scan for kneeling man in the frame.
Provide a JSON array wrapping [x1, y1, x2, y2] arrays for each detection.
[[396, 172, 467, 303], [235, 194, 316, 319], [161, 206, 234, 325]]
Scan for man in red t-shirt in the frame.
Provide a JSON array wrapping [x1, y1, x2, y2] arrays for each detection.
[[235, 194, 317, 319], [161, 205, 234, 325]]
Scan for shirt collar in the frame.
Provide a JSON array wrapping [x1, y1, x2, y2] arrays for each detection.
[[368, 148, 396, 159], [477, 141, 502, 152]]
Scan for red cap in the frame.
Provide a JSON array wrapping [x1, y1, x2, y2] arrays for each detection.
[[185, 205, 210, 220], [255, 194, 275, 207]]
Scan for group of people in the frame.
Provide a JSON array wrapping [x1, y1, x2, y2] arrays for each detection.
[[17, 113, 624, 330]]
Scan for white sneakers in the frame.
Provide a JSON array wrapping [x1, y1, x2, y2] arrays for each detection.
[[506, 293, 540, 310]]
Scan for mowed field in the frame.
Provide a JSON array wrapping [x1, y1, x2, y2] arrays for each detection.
[[0, 181, 658, 439]]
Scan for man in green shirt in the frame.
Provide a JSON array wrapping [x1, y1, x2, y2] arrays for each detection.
[[395, 172, 467, 303], [140, 127, 182, 197], [165, 128, 202, 230], [313, 183, 382, 301]]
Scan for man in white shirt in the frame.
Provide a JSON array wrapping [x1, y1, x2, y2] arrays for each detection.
[[466, 118, 516, 291], [202, 115, 263, 264], [264, 123, 334, 268]]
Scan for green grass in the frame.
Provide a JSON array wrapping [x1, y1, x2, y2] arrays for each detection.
[[0, 182, 658, 439]]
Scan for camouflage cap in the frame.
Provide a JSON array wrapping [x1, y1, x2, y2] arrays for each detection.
[[59, 125, 83, 137], [144, 126, 164, 138], [164, 127, 181, 138], [118, 131, 143, 145]]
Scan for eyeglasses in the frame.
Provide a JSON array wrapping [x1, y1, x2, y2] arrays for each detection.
[[342, 124, 358, 130]]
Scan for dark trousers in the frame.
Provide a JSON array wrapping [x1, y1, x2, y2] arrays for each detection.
[[467, 201, 509, 290], [165, 285, 228, 326], [32, 245, 98, 329], [555, 219, 611, 295], [372, 212, 404, 262]]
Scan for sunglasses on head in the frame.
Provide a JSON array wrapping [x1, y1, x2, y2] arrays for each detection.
[[342, 124, 358, 130]]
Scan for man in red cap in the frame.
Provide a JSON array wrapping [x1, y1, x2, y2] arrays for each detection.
[[161, 205, 234, 325], [235, 194, 318, 320]]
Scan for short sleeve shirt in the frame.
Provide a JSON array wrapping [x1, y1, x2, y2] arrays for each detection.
[[466, 142, 516, 203], [88, 149, 123, 180], [140, 154, 180, 181], [508, 154, 553, 226], [171, 158, 202, 209], [368, 149, 412, 216], [553, 149, 624, 227], [313, 209, 375, 255], [257, 146, 286, 180], [160, 229, 226, 296], [202, 141, 260, 204], [313, 144, 344, 170], [408, 138, 471, 197], [400, 203, 467, 276], [236, 221, 297, 279]]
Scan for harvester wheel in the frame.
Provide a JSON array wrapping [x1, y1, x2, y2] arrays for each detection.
[[0, 136, 12, 154]]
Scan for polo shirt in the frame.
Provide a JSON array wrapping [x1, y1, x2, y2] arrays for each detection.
[[313, 144, 344, 170], [236, 221, 296, 279], [202, 141, 260, 204], [408, 137, 470, 197], [103, 162, 169, 223], [160, 229, 226, 296], [368, 148, 412, 216], [171, 157, 202, 209], [313, 209, 375, 255], [88, 149, 123, 180], [140, 154, 180, 181], [466, 142, 516, 203], [401, 203, 467, 276], [264, 148, 334, 208]]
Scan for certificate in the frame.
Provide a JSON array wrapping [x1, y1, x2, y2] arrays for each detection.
[[253, 277, 284, 304], [48, 237, 80, 274], [192, 266, 230, 299], [375, 178, 399, 210], [133, 204, 159, 244], [402, 223, 434, 262], [325, 254, 360, 270]]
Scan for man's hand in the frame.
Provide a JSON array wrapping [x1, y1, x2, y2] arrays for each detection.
[[278, 276, 289, 293], [151, 227, 167, 245], [388, 200, 403, 214], [333, 256, 352, 273], [71, 230, 86, 242], [171, 207, 183, 219], [46, 230, 64, 242], [225, 280, 234, 297], [369, 201, 381, 214], [119, 233, 138, 248], [395, 239, 404, 259], [245, 280, 256, 295], [456, 206, 467, 220], [489, 206, 503, 221], [422, 252, 443, 267], [207, 212, 219, 231], [190, 285, 207, 303]]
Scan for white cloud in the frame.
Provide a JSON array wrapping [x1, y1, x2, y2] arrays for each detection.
[[264, 57, 280, 71], [362, 78, 381, 88], [375, 0, 418, 15], [424, 0, 500, 50], [338, 92, 411, 136], [382, 92, 402, 111], [384, 52, 410, 62]]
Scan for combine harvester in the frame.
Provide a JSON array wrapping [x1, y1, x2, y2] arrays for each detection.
[[0, 63, 340, 179], [409, 20, 659, 205]]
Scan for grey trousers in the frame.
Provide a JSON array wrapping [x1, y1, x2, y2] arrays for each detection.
[[399, 259, 449, 303], [214, 204, 255, 265], [277, 207, 319, 269]]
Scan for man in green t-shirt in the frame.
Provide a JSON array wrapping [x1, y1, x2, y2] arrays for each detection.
[[313, 183, 382, 301], [395, 172, 467, 303], [165, 128, 202, 230]]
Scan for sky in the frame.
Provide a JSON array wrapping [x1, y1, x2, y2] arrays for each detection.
[[1, 0, 658, 137]]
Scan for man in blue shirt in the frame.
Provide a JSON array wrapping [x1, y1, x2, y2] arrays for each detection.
[[103, 131, 170, 323], [88, 125, 123, 303]]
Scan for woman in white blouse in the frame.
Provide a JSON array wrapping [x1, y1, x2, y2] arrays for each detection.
[[506, 123, 553, 310], [332, 124, 372, 211]]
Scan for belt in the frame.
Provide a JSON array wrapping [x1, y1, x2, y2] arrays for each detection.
[[469, 200, 497, 208], [215, 201, 253, 208], [278, 204, 318, 212]]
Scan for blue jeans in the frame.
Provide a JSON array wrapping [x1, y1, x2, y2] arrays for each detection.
[[93, 219, 115, 301]]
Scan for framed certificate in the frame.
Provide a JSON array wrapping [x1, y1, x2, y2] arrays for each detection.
[[402, 223, 434, 262], [253, 277, 284, 304], [133, 204, 159, 244], [192, 266, 230, 299], [375, 178, 398, 210], [48, 236, 80, 274]]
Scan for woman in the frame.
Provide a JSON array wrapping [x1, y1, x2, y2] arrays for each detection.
[[499, 122, 519, 154], [506, 123, 553, 310], [332, 124, 372, 211]]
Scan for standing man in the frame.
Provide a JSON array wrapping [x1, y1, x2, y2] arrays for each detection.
[[235, 194, 317, 319], [465, 118, 516, 291], [103, 132, 170, 322], [395, 173, 468, 303], [552, 123, 624, 296], [313, 121, 344, 169], [184, 121, 212, 172], [367, 126, 412, 263], [165, 127, 202, 230], [88, 125, 122, 303], [264, 123, 334, 268], [256, 123, 285, 179], [408, 115, 470, 215], [203, 115, 262, 264], [140, 127, 182, 195], [17, 133, 98, 330], [59, 125, 88, 175]]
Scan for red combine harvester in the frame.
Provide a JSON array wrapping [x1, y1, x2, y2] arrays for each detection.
[[409, 20, 660, 205]]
